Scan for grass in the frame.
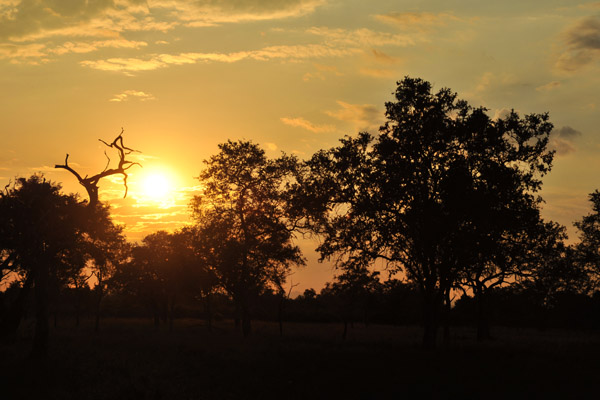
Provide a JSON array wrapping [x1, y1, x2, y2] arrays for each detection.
[[1, 318, 599, 399]]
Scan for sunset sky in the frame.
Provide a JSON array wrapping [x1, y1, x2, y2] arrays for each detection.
[[2, 0, 600, 291]]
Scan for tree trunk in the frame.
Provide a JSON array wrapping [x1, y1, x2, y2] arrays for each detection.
[[204, 294, 212, 333], [234, 300, 241, 330], [94, 284, 103, 333], [32, 263, 49, 359], [152, 299, 160, 328], [422, 290, 441, 349], [0, 272, 34, 337], [168, 295, 175, 333], [74, 289, 81, 327], [442, 288, 451, 345], [278, 293, 284, 337], [241, 303, 251, 338], [476, 287, 491, 341]]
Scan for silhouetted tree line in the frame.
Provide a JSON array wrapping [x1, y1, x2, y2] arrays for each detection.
[[2, 77, 600, 357]]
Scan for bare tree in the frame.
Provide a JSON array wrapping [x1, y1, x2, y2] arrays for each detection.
[[55, 129, 140, 208]]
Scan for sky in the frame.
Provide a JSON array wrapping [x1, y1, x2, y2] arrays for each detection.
[[1, 0, 600, 292]]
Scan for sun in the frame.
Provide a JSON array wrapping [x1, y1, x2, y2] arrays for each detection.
[[141, 172, 172, 201]]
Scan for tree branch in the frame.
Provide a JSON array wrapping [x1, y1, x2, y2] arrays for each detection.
[[55, 129, 141, 208]]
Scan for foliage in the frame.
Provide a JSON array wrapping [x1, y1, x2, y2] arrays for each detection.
[[191, 140, 305, 336], [300, 77, 554, 346], [574, 190, 600, 291]]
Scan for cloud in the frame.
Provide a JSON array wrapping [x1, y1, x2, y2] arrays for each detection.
[[280, 117, 336, 133], [0, 0, 325, 64], [154, 0, 326, 27], [110, 90, 156, 102], [492, 108, 512, 121], [374, 11, 459, 31], [265, 142, 278, 151], [82, 44, 360, 72], [369, 48, 400, 64], [550, 125, 582, 156], [359, 67, 395, 78], [326, 101, 383, 131], [307, 26, 417, 47], [555, 125, 582, 139], [536, 81, 561, 92], [303, 62, 343, 81], [0, 37, 148, 63], [556, 15, 600, 71]]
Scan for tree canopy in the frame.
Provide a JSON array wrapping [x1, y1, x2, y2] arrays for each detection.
[[300, 77, 555, 346]]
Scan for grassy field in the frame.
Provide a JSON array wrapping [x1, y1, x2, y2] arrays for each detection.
[[1, 318, 599, 399]]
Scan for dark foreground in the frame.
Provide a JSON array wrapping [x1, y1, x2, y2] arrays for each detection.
[[1, 319, 599, 399]]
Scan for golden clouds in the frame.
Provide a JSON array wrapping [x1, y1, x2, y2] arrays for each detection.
[[81, 44, 360, 73], [374, 11, 459, 31], [155, 0, 326, 26], [307, 27, 417, 47], [326, 101, 383, 132], [280, 117, 335, 133], [0, 0, 326, 64], [109, 90, 156, 102]]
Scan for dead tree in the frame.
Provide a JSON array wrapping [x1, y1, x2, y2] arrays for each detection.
[[55, 129, 141, 208]]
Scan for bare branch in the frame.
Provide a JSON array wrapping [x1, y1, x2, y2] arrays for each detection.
[[55, 129, 141, 207]]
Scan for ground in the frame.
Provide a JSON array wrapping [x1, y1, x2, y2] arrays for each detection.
[[1, 319, 599, 399]]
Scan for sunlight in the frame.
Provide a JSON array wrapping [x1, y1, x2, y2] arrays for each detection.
[[142, 172, 171, 201], [132, 167, 180, 208]]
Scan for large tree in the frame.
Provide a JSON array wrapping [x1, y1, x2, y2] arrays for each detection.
[[0, 176, 88, 356], [300, 77, 554, 347], [574, 190, 600, 292], [191, 140, 305, 337]]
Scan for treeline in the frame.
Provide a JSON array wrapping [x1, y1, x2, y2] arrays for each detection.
[[2, 77, 600, 357]]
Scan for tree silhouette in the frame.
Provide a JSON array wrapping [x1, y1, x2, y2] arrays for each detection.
[[0, 176, 88, 357], [301, 77, 554, 347], [191, 140, 305, 337], [85, 207, 128, 332], [574, 190, 600, 291], [55, 129, 140, 209]]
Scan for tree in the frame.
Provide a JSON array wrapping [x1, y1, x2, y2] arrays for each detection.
[[301, 77, 554, 347], [0, 176, 88, 357], [55, 129, 140, 209], [574, 190, 600, 291], [191, 140, 305, 337], [321, 267, 381, 339], [518, 221, 586, 328], [85, 206, 128, 332]]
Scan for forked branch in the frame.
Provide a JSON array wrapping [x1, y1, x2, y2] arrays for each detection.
[[55, 129, 141, 208]]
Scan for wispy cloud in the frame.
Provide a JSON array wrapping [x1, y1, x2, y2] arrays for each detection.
[[0, 38, 147, 63], [110, 90, 156, 102], [280, 117, 336, 133], [556, 15, 600, 71], [536, 80, 561, 92], [307, 26, 418, 47], [359, 67, 395, 78], [369, 48, 400, 64], [0, 0, 326, 64], [374, 11, 460, 32], [154, 0, 326, 27], [550, 125, 583, 156], [326, 101, 384, 132], [81, 44, 360, 73]]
